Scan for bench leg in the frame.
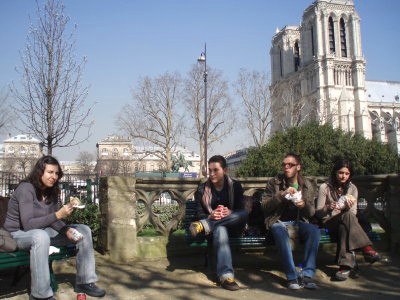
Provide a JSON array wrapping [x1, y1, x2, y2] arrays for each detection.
[[49, 261, 58, 292]]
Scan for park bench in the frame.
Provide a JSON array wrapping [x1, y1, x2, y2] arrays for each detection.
[[184, 200, 383, 268], [0, 196, 77, 293]]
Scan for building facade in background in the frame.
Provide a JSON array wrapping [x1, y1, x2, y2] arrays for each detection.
[[225, 149, 248, 176], [95, 135, 201, 176], [0, 134, 43, 175], [270, 0, 400, 153]]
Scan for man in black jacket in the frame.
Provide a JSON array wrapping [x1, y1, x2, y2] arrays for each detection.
[[189, 155, 248, 291]]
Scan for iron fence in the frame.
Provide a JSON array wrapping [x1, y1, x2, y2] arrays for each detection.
[[0, 172, 100, 204]]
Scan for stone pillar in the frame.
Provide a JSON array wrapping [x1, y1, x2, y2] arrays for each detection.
[[98, 176, 137, 263], [388, 175, 400, 254]]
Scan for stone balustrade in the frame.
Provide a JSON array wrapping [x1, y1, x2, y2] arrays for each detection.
[[98, 174, 400, 262]]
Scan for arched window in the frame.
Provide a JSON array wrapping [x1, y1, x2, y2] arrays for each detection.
[[310, 26, 315, 56], [340, 18, 347, 57], [112, 148, 118, 157], [294, 42, 300, 72], [328, 17, 335, 54], [279, 48, 283, 77]]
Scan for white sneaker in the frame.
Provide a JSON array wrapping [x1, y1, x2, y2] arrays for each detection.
[[287, 279, 302, 290]]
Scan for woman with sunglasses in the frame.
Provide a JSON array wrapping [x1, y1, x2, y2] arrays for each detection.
[[316, 158, 381, 281]]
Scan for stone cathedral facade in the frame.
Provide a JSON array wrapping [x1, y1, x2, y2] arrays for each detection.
[[270, 0, 400, 153]]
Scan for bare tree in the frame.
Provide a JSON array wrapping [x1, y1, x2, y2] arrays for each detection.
[[183, 65, 235, 170], [272, 80, 312, 131], [235, 69, 272, 147], [0, 89, 13, 133], [76, 151, 95, 175], [1, 156, 35, 176], [116, 72, 183, 170], [10, 0, 93, 155]]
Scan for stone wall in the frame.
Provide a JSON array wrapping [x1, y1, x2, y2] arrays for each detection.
[[98, 176, 137, 263], [98, 174, 400, 262]]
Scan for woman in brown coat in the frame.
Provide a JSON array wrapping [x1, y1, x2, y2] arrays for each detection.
[[316, 158, 381, 281]]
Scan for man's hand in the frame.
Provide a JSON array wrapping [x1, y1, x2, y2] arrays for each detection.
[[281, 187, 297, 199], [294, 199, 305, 208]]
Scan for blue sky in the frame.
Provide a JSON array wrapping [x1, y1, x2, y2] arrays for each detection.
[[1, 0, 399, 161]]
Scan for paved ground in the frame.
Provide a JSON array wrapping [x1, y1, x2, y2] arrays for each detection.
[[1, 246, 399, 300]]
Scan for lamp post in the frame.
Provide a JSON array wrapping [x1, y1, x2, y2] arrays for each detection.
[[197, 43, 207, 176]]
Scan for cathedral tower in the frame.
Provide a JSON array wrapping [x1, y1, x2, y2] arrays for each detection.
[[270, 0, 371, 138]]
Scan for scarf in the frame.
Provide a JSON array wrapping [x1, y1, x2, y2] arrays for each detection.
[[201, 175, 235, 214]]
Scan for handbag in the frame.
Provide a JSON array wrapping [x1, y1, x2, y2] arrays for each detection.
[[0, 227, 18, 252]]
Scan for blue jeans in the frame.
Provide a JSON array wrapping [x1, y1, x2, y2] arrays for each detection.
[[270, 221, 320, 280], [11, 224, 98, 298], [200, 210, 248, 281]]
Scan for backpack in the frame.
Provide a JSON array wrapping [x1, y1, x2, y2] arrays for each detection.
[[0, 227, 18, 252]]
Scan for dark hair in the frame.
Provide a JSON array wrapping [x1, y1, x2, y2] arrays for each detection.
[[329, 158, 353, 193], [284, 152, 302, 165], [208, 155, 227, 169], [26, 155, 63, 204]]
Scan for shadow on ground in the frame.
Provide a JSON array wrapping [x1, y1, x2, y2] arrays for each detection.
[[1, 245, 399, 300]]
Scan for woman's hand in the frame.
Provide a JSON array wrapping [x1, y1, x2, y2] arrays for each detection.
[[209, 208, 222, 220], [66, 228, 82, 243], [329, 202, 338, 210], [344, 197, 355, 209], [221, 206, 232, 218], [55, 204, 73, 220]]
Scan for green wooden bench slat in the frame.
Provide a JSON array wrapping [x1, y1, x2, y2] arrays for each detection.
[[0, 245, 77, 291], [184, 200, 383, 249]]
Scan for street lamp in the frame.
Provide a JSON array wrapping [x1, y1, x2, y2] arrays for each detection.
[[197, 43, 207, 177]]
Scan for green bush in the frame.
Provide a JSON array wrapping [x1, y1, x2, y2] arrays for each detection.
[[237, 122, 399, 177], [136, 203, 183, 231], [65, 202, 101, 242]]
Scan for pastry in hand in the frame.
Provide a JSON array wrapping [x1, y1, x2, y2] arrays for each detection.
[[69, 197, 85, 208]]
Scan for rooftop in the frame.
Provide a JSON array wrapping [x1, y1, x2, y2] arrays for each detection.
[[4, 134, 41, 144], [366, 80, 400, 103]]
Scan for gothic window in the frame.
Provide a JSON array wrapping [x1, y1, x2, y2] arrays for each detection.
[[310, 26, 315, 56], [328, 17, 335, 54], [279, 48, 283, 77], [294, 42, 300, 72], [340, 18, 347, 57]]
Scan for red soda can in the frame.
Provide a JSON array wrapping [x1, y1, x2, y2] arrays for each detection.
[[77, 293, 86, 300]]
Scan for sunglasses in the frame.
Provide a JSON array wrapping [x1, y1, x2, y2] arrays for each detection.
[[281, 163, 298, 168]]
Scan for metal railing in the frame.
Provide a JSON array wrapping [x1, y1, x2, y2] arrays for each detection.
[[0, 172, 100, 204]]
